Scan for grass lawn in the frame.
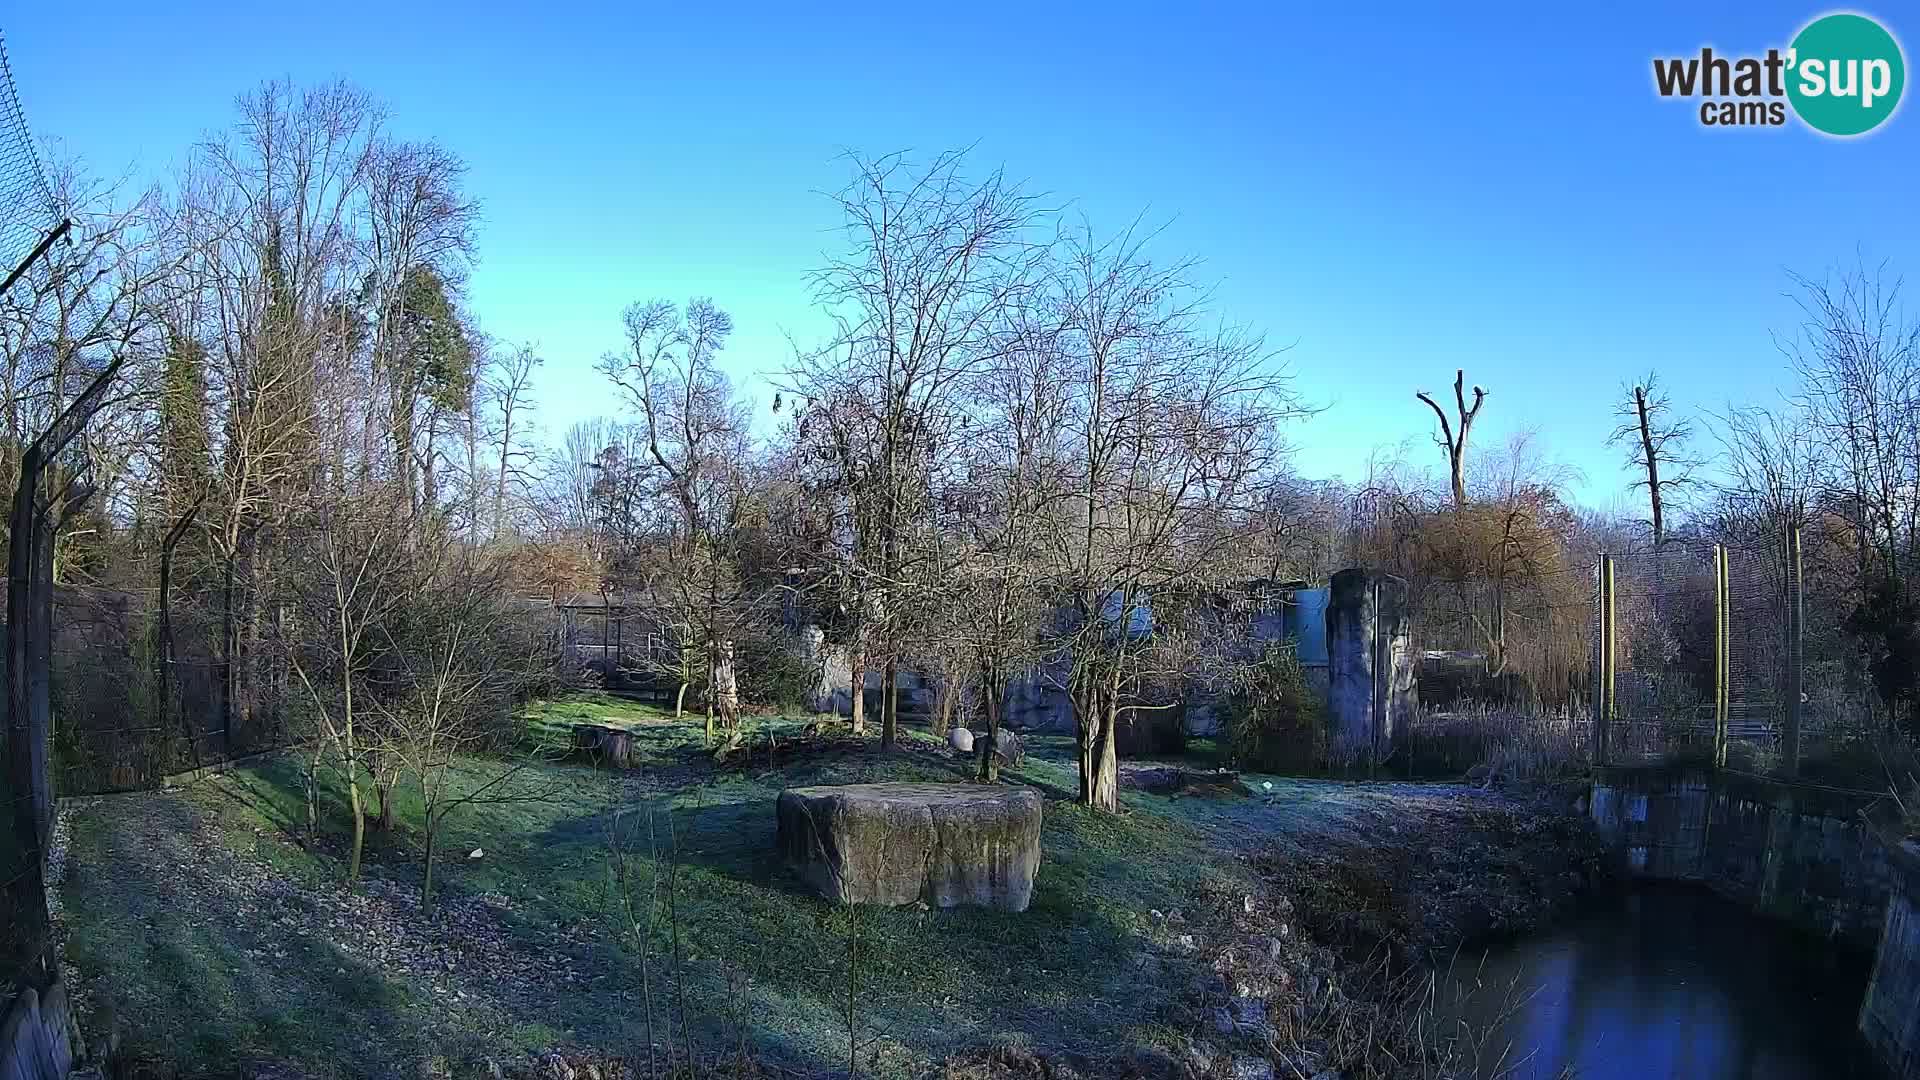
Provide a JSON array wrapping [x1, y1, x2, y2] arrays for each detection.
[[57, 696, 1273, 1079]]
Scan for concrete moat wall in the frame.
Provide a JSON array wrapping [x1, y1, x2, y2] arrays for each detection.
[[1589, 765, 1920, 1078], [1862, 842, 1920, 1080], [1587, 766, 1892, 948]]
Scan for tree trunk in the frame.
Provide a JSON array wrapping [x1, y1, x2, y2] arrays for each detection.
[[422, 803, 437, 908], [219, 546, 239, 746], [712, 639, 740, 734], [1635, 385, 1665, 547], [375, 767, 394, 832], [674, 681, 688, 718], [976, 657, 1001, 783], [704, 638, 718, 744], [1091, 696, 1121, 812], [1075, 672, 1123, 812], [1075, 686, 1097, 806], [880, 658, 898, 750], [347, 770, 366, 883], [243, 546, 263, 741], [465, 405, 480, 540], [156, 505, 201, 749], [393, 385, 418, 518], [849, 646, 866, 735], [934, 668, 957, 737], [305, 744, 322, 840]]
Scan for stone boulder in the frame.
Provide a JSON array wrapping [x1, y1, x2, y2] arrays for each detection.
[[948, 727, 975, 754], [776, 782, 1042, 911], [993, 728, 1024, 766]]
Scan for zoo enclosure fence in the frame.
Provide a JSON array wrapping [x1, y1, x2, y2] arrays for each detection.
[[1590, 528, 1844, 775]]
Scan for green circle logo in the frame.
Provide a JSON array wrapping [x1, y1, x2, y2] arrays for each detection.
[[1787, 13, 1906, 136]]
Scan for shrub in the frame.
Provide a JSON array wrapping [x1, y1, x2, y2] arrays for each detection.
[[733, 628, 819, 713], [1222, 643, 1324, 773]]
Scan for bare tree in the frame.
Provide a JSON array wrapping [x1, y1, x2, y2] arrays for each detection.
[[598, 299, 752, 739], [1783, 264, 1920, 583], [172, 80, 383, 745], [787, 149, 1049, 750], [951, 308, 1069, 781], [376, 541, 547, 906], [1608, 373, 1696, 547], [1044, 224, 1301, 811], [1417, 369, 1487, 507], [484, 341, 542, 540], [286, 486, 411, 882], [361, 138, 478, 516]]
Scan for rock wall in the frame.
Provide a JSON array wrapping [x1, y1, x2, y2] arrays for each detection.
[[1862, 842, 1920, 1080], [1587, 766, 1892, 948]]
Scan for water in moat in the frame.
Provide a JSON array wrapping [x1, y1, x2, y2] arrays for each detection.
[[1447, 883, 1882, 1079]]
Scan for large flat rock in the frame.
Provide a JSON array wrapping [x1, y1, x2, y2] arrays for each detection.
[[776, 782, 1042, 912]]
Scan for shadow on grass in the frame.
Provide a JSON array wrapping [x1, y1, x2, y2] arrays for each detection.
[[66, 710, 1243, 1078], [516, 763, 1203, 1071], [61, 797, 433, 1078]]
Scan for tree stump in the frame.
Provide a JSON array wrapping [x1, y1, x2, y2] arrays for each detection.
[[776, 782, 1042, 911], [571, 723, 635, 768]]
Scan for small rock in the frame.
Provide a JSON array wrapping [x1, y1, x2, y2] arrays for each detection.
[[948, 728, 975, 753], [1176, 934, 1195, 951], [469, 848, 484, 860], [1242, 894, 1255, 914]]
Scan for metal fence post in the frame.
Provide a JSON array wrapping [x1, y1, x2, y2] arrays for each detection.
[[1784, 525, 1804, 777], [1714, 544, 1730, 769], [1594, 555, 1614, 767]]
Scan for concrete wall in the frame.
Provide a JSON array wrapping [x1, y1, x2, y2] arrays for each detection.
[[1588, 767, 1893, 948], [1590, 766, 1920, 1078], [1326, 570, 1414, 768], [1862, 843, 1920, 1080]]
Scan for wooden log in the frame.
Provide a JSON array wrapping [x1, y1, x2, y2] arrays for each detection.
[[602, 727, 633, 767], [570, 723, 635, 768]]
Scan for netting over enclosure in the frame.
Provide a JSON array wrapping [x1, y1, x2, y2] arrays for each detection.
[[0, 32, 57, 276], [1592, 536, 1803, 767]]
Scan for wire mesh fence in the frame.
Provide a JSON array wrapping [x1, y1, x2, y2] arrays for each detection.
[[1588, 529, 1869, 774], [1400, 528, 1882, 783], [0, 30, 57, 278]]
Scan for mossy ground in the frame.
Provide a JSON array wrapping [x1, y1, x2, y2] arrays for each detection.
[[55, 693, 1598, 1079]]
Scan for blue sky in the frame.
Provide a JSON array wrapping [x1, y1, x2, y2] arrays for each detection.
[[7, 2, 1917, 508]]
